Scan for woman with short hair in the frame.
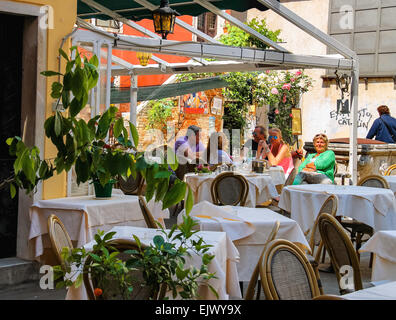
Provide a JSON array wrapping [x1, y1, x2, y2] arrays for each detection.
[[292, 133, 335, 185]]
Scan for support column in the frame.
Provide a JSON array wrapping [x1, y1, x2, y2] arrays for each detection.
[[349, 60, 359, 185], [130, 74, 138, 126], [105, 43, 112, 110]]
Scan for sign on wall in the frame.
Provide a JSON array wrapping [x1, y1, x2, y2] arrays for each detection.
[[329, 107, 373, 129], [180, 92, 209, 114]]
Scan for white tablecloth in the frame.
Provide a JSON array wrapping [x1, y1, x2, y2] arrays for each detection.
[[278, 184, 396, 234], [360, 230, 396, 282], [342, 281, 396, 300], [383, 176, 396, 195], [184, 171, 279, 207], [29, 194, 169, 261], [177, 201, 310, 281], [66, 226, 240, 300]]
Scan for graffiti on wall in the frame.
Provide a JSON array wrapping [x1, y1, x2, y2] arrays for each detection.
[[329, 106, 373, 129]]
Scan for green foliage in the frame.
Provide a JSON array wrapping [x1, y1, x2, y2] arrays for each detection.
[[54, 215, 218, 300], [3, 47, 191, 214], [146, 99, 174, 131], [219, 18, 282, 49], [255, 70, 314, 143]]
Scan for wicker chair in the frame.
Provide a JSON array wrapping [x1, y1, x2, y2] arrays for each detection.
[[245, 221, 280, 300], [83, 239, 164, 300], [47, 214, 73, 267], [341, 175, 389, 261], [138, 195, 159, 228], [259, 239, 320, 300], [384, 164, 396, 176], [210, 172, 249, 206], [312, 294, 345, 300], [117, 172, 144, 195], [307, 195, 339, 294], [318, 213, 363, 295]]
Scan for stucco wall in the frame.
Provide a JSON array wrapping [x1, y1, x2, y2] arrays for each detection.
[[248, 0, 396, 144]]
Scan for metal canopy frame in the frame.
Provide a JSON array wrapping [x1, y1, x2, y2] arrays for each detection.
[[73, 0, 360, 184]]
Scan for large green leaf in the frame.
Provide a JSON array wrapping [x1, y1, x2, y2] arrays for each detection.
[[54, 112, 62, 137], [113, 118, 123, 138], [185, 187, 194, 215], [41, 70, 62, 77], [128, 121, 139, 147], [162, 181, 186, 210], [51, 82, 63, 99], [71, 67, 84, 100]]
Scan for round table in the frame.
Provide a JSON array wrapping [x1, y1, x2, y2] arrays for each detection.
[[278, 184, 396, 234], [184, 170, 280, 207]]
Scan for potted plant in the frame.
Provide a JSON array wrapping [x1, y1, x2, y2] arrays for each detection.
[[195, 164, 212, 175], [4, 47, 193, 211], [54, 215, 218, 300]]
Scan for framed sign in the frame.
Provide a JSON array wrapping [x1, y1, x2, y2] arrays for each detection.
[[291, 108, 302, 135], [211, 96, 223, 116], [180, 92, 209, 114]]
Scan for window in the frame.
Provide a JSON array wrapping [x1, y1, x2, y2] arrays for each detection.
[[328, 0, 396, 77], [196, 12, 217, 41]]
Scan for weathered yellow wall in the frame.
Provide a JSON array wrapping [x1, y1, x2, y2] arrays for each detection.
[[14, 0, 77, 199], [248, 0, 396, 144]]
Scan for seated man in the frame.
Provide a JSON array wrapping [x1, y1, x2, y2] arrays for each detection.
[[293, 133, 335, 185], [175, 125, 205, 163]]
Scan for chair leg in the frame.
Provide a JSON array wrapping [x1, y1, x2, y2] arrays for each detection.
[[321, 246, 326, 263], [369, 253, 373, 268], [256, 280, 261, 300], [239, 281, 244, 297], [313, 266, 324, 295], [355, 233, 362, 262]]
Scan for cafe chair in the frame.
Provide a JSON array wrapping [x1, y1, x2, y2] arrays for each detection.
[[83, 239, 166, 300], [307, 195, 339, 294], [266, 168, 296, 216], [245, 221, 280, 300], [341, 175, 389, 263], [210, 172, 249, 206], [138, 195, 159, 229], [312, 294, 345, 300], [117, 172, 144, 195], [384, 164, 396, 176], [47, 214, 73, 267], [318, 213, 363, 295], [259, 239, 320, 300]]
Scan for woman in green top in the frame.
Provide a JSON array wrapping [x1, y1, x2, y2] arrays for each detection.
[[293, 133, 336, 185]]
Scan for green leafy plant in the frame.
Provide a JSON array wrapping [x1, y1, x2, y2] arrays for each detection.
[[2, 47, 194, 214], [54, 215, 218, 300], [194, 164, 211, 174], [255, 70, 314, 143], [146, 99, 175, 132]]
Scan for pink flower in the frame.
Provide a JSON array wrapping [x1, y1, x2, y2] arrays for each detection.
[[282, 83, 291, 91], [266, 70, 270, 74], [271, 87, 279, 95], [295, 70, 302, 76], [282, 95, 287, 103], [289, 113, 293, 118], [290, 78, 296, 83], [274, 109, 279, 114]]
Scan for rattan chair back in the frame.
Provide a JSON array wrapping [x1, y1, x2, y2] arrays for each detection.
[[284, 168, 296, 187], [117, 172, 143, 195], [259, 239, 320, 300], [83, 239, 159, 300], [245, 221, 280, 300], [312, 294, 345, 300], [357, 175, 390, 189], [210, 172, 249, 206], [138, 195, 158, 228], [309, 195, 339, 258], [384, 164, 396, 176], [47, 214, 73, 267], [318, 213, 363, 294]]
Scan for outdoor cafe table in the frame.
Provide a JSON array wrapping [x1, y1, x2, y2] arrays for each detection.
[[28, 193, 169, 263], [66, 226, 241, 300], [278, 184, 396, 235], [342, 281, 396, 300], [359, 231, 396, 282], [184, 166, 284, 207], [177, 201, 310, 282], [383, 176, 396, 195]]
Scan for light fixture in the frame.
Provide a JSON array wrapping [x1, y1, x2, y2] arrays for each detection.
[[152, 0, 180, 39], [136, 51, 152, 66]]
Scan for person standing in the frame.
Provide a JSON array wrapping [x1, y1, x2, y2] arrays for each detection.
[[366, 105, 396, 143]]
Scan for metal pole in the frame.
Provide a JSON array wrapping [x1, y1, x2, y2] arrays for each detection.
[[130, 74, 138, 126], [105, 43, 112, 110], [349, 59, 360, 185]]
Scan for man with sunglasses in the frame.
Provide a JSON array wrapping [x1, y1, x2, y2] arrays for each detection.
[[242, 125, 267, 158]]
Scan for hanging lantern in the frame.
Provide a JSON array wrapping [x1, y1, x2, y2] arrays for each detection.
[[152, 0, 180, 39], [136, 52, 152, 66]]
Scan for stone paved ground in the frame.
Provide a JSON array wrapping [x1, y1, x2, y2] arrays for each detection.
[[0, 214, 373, 300]]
